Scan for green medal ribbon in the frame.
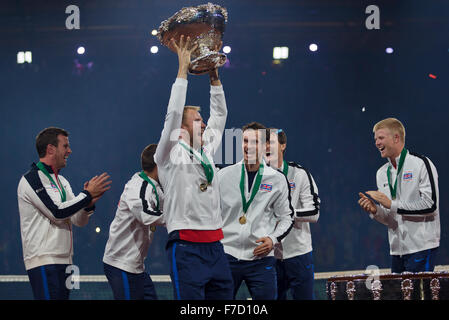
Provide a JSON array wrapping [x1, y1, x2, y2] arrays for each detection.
[[36, 161, 66, 202], [179, 141, 214, 184], [387, 148, 408, 200], [282, 160, 288, 176], [239, 162, 265, 214], [139, 171, 160, 211]]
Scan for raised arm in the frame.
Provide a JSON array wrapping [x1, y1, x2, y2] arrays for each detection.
[[202, 42, 228, 156], [202, 68, 228, 156], [154, 35, 198, 166]]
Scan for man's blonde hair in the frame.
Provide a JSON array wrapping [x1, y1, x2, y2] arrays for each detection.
[[373, 118, 406, 142], [182, 106, 201, 124]]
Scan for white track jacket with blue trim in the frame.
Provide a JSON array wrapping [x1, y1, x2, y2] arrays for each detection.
[[274, 161, 320, 260], [103, 173, 164, 274], [17, 162, 94, 270], [154, 78, 227, 234], [218, 160, 294, 261], [371, 151, 440, 256]]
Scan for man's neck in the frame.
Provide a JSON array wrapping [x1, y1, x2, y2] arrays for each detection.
[[389, 146, 404, 169], [277, 155, 284, 170], [145, 170, 159, 184], [39, 157, 59, 174], [245, 160, 260, 172], [180, 136, 202, 150]]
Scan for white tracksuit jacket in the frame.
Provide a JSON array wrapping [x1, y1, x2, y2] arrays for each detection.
[[154, 78, 227, 234], [371, 150, 440, 256], [17, 162, 94, 270], [274, 161, 320, 260], [217, 160, 294, 260], [103, 172, 164, 274]]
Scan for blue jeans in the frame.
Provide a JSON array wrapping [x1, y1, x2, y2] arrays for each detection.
[[226, 254, 277, 300], [27, 264, 70, 300], [276, 251, 315, 300], [391, 247, 438, 273], [103, 263, 157, 300]]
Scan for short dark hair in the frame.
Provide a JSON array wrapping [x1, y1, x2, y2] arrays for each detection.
[[35, 127, 69, 158], [267, 128, 287, 155], [141, 144, 157, 172], [242, 121, 266, 132], [267, 128, 287, 145]]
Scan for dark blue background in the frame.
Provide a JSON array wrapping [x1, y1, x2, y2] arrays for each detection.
[[1, 0, 447, 275]]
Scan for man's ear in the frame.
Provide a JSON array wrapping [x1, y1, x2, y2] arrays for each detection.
[[393, 133, 400, 143], [280, 143, 287, 154], [46, 144, 56, 156]]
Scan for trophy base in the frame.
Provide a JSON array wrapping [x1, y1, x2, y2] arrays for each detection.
[[189, 52, 227, 75]]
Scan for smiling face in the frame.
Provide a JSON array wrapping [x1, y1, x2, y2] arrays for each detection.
[[243, 129, 264, 165], [51, 134, 72, 170], [265, 132, 286, 168], [181, 108, 206, 148], [374, 128, 401, 159]]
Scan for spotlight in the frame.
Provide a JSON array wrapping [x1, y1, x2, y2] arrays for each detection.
[[17, 51, 32, 63], [150, 46, 159, 54], [151, 29, 158, 36], [385, 47, 393, 54], [223, 45, 231, 54], [309, 43, 318, 52], [273, 47, 289, 59], [77, 46, 85, 55], [95, 227, 101, 233], [17, 51, 25, 64], [24, 51, 32, 63]]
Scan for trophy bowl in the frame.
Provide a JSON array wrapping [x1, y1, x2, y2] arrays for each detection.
[[157, 3, 228, 75]]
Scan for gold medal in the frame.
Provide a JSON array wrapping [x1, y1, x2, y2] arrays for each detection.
[[150, 225, 156, 232], [239, 215, 247, 225], [199, 182, 208, 192]]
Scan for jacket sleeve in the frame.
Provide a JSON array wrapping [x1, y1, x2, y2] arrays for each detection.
[[20, 172, 93, 223], [390, 156, 438, 217], [268, 173, 294, 245], [370, 170, 398, 230], [202, 85, 228, 156], [123, 182, 164, 226], [63, 178, 94, 227], [293, 169, 320, 225], [154, 78, 188, 167]]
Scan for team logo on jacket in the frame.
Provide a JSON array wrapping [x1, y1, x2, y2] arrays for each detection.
[[289, 182, 296, 189], [50, 183, 58, 189], [403, 171, 413, 181], [260, 183, 272, 192]]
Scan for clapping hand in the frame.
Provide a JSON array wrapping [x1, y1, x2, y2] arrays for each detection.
[[358, 192, 377, 215], [84, 173, 112, 206]]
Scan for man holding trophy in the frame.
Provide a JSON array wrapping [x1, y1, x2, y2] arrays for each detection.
[[154, 4, 233, 300]]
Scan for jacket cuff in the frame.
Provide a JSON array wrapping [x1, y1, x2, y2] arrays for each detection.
[[81, 190, 93, 202], [390, 200, 398, 213], [84, 204, 96, 213], [175, 78, 188, 86], [210, 84, 224, 93], [370, 205, 381, 219], [268, 235, 278, 246]]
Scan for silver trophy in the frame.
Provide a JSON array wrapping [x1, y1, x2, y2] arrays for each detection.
[[157, 3, 228, 75]]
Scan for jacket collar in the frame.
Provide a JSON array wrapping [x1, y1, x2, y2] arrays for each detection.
[[32, 161, 56, 174], [387, 148, 408, 169], [240, 158, 266, 173]]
